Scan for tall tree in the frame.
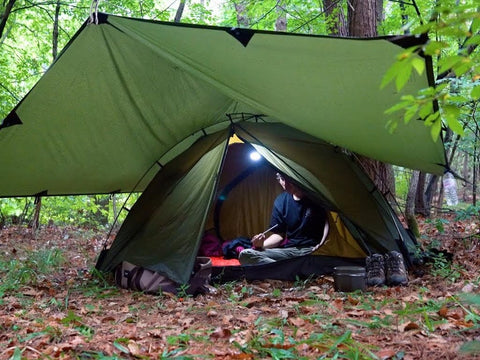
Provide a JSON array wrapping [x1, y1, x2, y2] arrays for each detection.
[[174, 0, 186, 23], [406, 170, 421, 237], [322, 0, 347, 36], [234, 1, 249, 28], [348, 0, 376, 37], [347, 0, 396, 201], [275, 0, 287, 31], [52, 0, 61, 60]]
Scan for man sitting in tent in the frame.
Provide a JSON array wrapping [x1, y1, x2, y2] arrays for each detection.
[[238, 172, 329, 265]]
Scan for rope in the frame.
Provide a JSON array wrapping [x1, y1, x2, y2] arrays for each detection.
[[89, 0, 100, 24]]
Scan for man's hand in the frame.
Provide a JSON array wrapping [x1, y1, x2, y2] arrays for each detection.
[[251, 233, 266, 249]]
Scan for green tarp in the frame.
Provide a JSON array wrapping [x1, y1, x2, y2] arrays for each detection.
[[0, 13, 446, 198]]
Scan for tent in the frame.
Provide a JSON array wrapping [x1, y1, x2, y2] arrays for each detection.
[[0, 13, 447, 284]]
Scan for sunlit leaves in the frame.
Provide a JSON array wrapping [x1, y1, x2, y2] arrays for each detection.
[[471, 85, 480, 100], [381, 46, 424, 91], [442, 104, 464, 136], [381, 0, 480, 138]]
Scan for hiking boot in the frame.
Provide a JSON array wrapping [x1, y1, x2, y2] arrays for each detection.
[[384, 251, 408, 286], [365, 253, 386, 287]]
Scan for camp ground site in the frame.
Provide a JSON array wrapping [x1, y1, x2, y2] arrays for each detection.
[[0, 14, 448, 287]]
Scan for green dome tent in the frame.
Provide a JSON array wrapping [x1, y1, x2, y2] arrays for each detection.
[[0, 14, 447, 284]]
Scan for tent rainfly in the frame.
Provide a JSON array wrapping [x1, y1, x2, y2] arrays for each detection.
[[0, 13, 447, 284]]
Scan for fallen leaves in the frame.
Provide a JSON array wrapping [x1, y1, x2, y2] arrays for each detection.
[[1, 218, 480, 359]]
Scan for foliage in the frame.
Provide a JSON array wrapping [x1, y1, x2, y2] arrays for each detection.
[[429, 251, 463, 282], [381, 0, 480, 141], [0, 215, 479, 358], [0, 193, 139, 228], [393, 166, 412, 204], [0, 248, 65, 296], [218, 0, 330, 33], [454, 204, 480, 220]]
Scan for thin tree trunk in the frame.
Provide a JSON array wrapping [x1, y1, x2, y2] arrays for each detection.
[[112, 194, 118, 224], [425, 127, 455, 213], [376, 0, 384, 25], [0, 0, 16, 40], [52, 0, 60, 60], [322, 0, 348, 36], [275, 0, 287, 31], [174, 0, 186, 23], [415, 172, 428, 216], [234, 1, 249, 27], [31, 196, 41, 236], [425, 174, 439, 215], [474, 123, 479, 206], [406, 171, 420, 237], [462, 152, 469, 202]]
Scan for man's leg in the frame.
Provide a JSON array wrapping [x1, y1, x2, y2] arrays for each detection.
[[239, 247, 313, 265]]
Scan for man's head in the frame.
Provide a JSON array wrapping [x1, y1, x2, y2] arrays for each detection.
[[276, 172, 303, 199]]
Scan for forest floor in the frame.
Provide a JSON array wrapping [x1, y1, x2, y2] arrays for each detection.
[[0, 213, 480, 359]]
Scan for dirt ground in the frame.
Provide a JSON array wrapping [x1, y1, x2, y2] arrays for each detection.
[[0, 213, 479, 359]]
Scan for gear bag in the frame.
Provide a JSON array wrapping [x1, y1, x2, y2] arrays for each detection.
[[114, 257, 212, 296]]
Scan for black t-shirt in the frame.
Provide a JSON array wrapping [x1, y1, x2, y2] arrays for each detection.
[[270, 192, 327, 248]]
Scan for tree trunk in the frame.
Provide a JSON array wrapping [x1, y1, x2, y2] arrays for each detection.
[[275, 0, 287, 31], [474, 123, 479, 206], [348, 0, 376, 37], [415, 172, 428, 216], [0, 0, 16, 40], [436, 177, 445, 211], [424, 125, 458, 214], [234, 1, 249, 27], [52, 0, 60, 60], [406, 171, 420, 237], [174, 0, 186, 23], [91, 195, 109, 226], [357, 155, 396, 201], [347, 0, 396, 203], [462, 152, 469, 202], [376, 0, 384, 25], [31, 195, 42, 236], [425, 174, 439, 215], [322, 0, 348, 36]]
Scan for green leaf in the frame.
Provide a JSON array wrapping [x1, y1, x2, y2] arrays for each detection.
[[438, 55, 462, 74], [472, 18, 480, 34], [443, 105, 464, 136], [447, 95, 468, 103], [459, 340, 480, 355], [411, 57, 425, 75], [418, 102, 434, 120], [453, 58, 472, 77], [471, 85, 480, 100], [424, 40, 447, 55], [11, 347, 22, 360], [424, 111, 440, 126], [395, 62, 413, 91], [386, 118, 398, 134], [465, 34, 480, 47], [380, 61, 402, 89], [412, 23, 433, 35], [385, 101, 409, 114], [113, 339, 130, 354], [404, 104, 419, 124], [429, 114, 442, 142]]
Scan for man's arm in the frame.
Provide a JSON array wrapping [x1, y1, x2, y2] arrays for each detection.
[[251, 232, 284, 250]]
